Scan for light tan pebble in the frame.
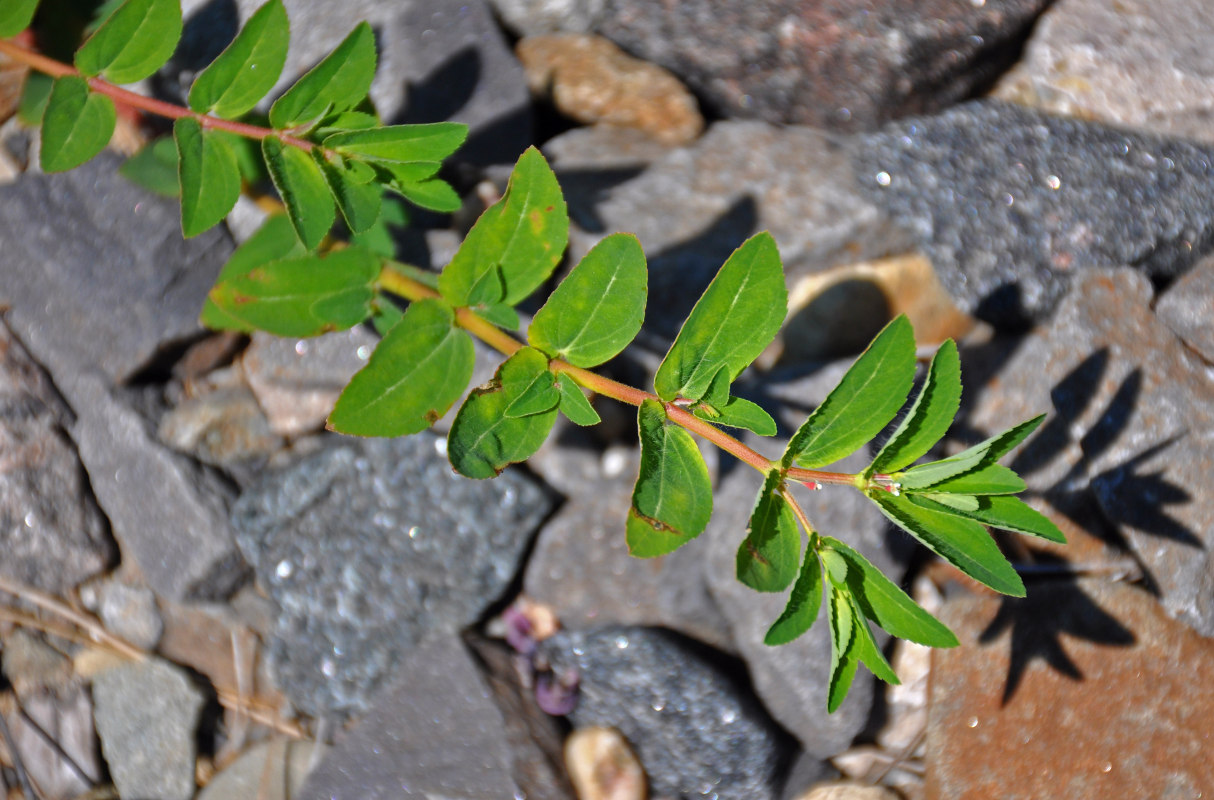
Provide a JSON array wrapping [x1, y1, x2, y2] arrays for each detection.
[[517, 34, 703, 145], [565, 726, 647, 800], [796, 780, 901, 800]]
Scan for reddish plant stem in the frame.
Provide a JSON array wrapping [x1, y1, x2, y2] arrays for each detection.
[[376, 263, 866, 486], [0, 38, 318, 151]]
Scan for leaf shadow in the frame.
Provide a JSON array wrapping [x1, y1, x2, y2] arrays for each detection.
[[976, 556, 1136, 704]]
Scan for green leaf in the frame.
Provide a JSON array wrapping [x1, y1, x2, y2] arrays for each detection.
[[200, 213, 305, 330], [907, 495, 1066, 544], [693, 395, 777, 436], [389, 176, 462, 213], [528, 233, 647, 368], [925, 463, 1026, 495], [475, 303, 520, 331], [324, 122, 468, 165], [784, 315, 916, 469], [504, 364, 560, 418], [439, 146, 568, 307], [350, 196, 410, 258], [447, 347, 559, 478], [188, 0, 288, 118], [206, 246, 379, 337], [826, 586, 858, 713], [626, 399, 713, 557], [845, 594, 900, 685], [0, 0, 39, 37], [736, 470, 801, 592], [262, 136, 334, 250], [268, 22, 376, 129], [40, 76, 116, 173], [315, 152, 382, 234], [174, 117, 241, 237], [370, 296, 404, 337], [119, 136, 179, 196], [314, 110, 380, 139], [898, 414, 1046, 490], [920, 492, 980, 512], [821, 548, 849, 585], [822, 537, 958, 648], [74, 0, 181, 84], [18, 71, 53, 126], [869, 338, 961, 475], [653, 232, 787, 402], [764, 547, 824, 645], [870, 491, 1025, 597], [555, 377, 600, 426], [329, 298, 474, 436]]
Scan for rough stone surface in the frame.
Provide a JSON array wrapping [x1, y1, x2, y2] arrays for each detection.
[[92, 579, 165, 651], [231, 431, 554, 716], [851, 101, 1214, 326], [298, 636, 522, 799], [966, 268, 1214, 636], [1156, 252, 1214, 363], [390, 0, 532, 165], [157, 381, 283, 470], [541, 626, 791, 799], [595, 0, 1049, 131], [518, 34, 703, 145], [994, 0, 1214, 142], [525, 428, 735, 651], [66, 372, 248, 602], [0, 322, 114, 595], [240, 328, 378, 438], [926, 579, 1214, 798], [197, 740, 319, 800], [4, 686, 100, 798], [92, 659, 206, 800], [546, 121, 910, 346], [490, 0, 606, 36], [0, 153, 231, 383]]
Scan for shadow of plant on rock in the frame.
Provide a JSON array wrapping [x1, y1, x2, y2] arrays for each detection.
[[976, 556, 1136, 704]]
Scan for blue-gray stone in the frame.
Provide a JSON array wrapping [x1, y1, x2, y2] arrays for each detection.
[[539, 626, 791, 800], [231, 431, 554, 717], [850, 101, 1214, 326]]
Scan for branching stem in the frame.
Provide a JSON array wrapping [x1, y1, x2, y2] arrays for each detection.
[[377, 262, 864, 487], [0, 38, 319, 151]]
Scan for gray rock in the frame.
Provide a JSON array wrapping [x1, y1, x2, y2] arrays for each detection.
[[176, 0, 529, 165], [993, 0, 1214, 143], [966, 268, 1214, 636], [4, 686, 101, 799], [92, 579, 164, 651], [1156, 253, 1214, 363], [231, 431, 554, 716], [298, 636, 522, 800], [539, 626, 790, 800], [92, 659, 206, 800], [0, 153, 231, 383], [198, 739, 319, 800], [525, 427, 735, 651], [546, 121, 910, 346], [594, 0, 1049, 131], [391, 0, 532, 165], [0, 322, 114, 595], [239, 328, 379, 438], [66, 371, 248, 602], [490, 0, 606, 36], [850, 101, 1214, 326], [157, 382, 283, 470]]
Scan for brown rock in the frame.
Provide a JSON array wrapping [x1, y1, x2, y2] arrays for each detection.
[[796, 783, 899, 800], [926, 579, 1214, 799], [518, 33, 703, 145]]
